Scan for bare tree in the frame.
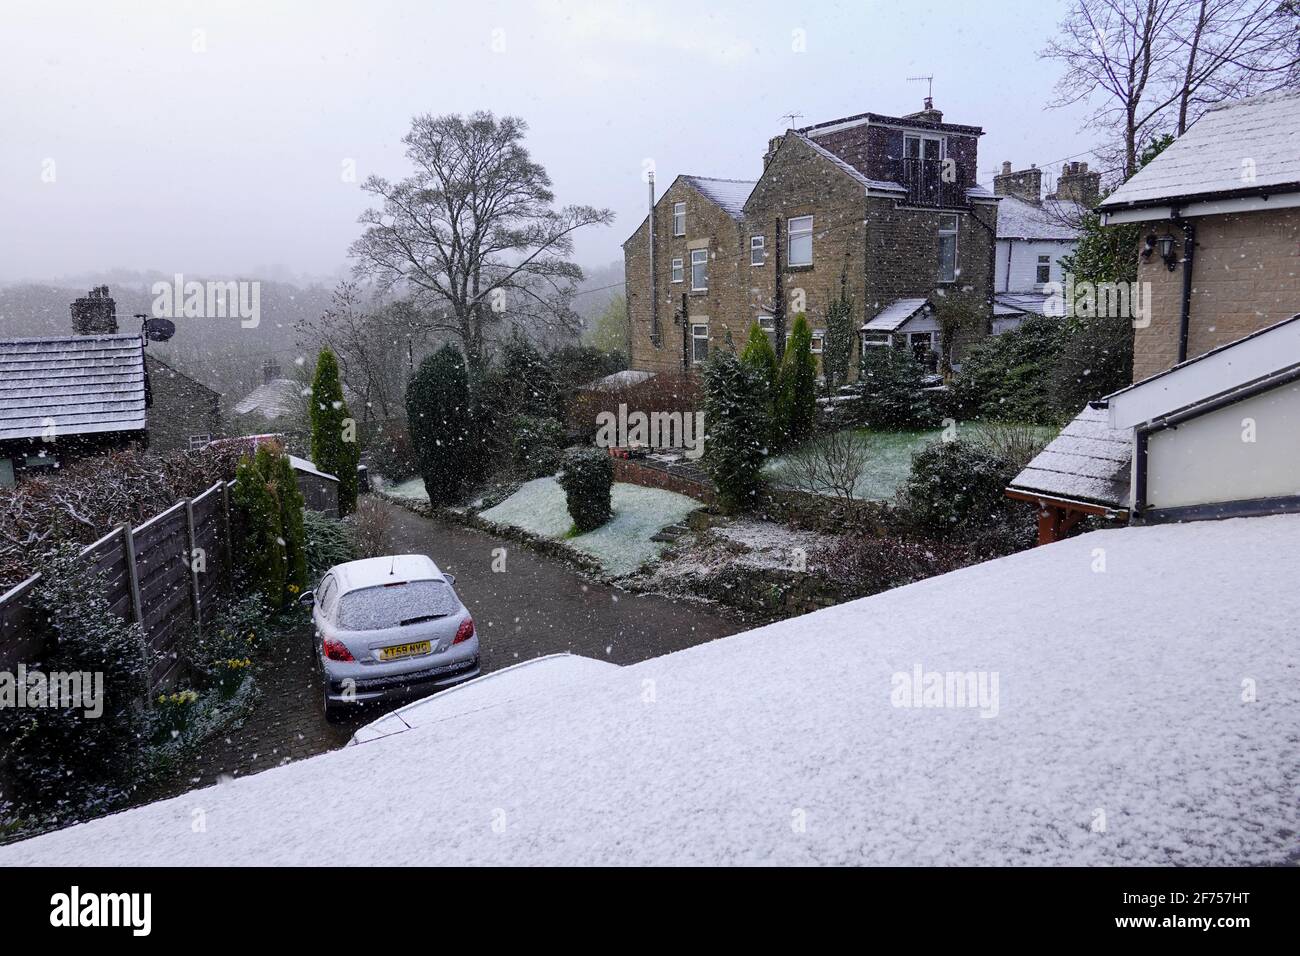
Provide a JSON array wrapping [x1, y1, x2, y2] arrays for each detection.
[[1043, 0, 1300, 180], [350, 112, 613, 379], [783, 430, 871, 503], [296, 281, 424, 422], [1043, 0, 1191, 180], [1167, 0, 1300, 134]]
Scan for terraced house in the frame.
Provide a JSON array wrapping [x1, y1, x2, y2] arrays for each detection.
[[623, 99, 999, 376]]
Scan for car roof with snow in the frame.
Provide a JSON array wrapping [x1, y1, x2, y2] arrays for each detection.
[[330, 554, 445, 593], [3, 514, 1297, 865]]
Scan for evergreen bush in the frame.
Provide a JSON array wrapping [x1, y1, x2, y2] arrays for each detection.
[[557, 448, 613, 533], [703, 351, 770, 513], [309, 348, 361, 515], [407, 344, 474, 505]]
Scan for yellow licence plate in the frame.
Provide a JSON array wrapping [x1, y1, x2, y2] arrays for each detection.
[[379, 640, 431, 661]]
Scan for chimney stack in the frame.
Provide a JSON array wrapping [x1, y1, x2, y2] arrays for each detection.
[[1050, 160, 1102, 206], [70, 285, 119, 336], [993, 162, 1043, 205], [763, 134, 785, 169], [903, 99, 944, 125]]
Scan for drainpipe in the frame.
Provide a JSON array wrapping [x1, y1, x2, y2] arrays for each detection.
[[1173, 212, 1196, 364], [648, 173, 659, 348], [773, 217, 786, 360]]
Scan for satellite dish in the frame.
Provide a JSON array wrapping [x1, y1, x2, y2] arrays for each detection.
[[142, 317, 176, 342]]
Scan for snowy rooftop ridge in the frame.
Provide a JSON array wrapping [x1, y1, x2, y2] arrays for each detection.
[[681, 176, 757, 220], [0, 333, 146, 441], [7, 514, 1296, 866], [1100, 89, 1300, 209]]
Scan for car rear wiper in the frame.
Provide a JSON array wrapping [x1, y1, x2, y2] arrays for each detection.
[[398, 613, 447, 626]]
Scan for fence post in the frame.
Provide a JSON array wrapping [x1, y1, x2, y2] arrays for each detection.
[[221, 481, 234, 581], [119, 522, 144, 629], [184, 498, 202, 634]]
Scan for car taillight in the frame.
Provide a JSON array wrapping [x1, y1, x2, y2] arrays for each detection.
[[323, 639, 354, 662], [453, 617, 475, 645]]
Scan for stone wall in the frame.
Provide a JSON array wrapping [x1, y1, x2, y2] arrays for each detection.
[[1133, 207, 1300, 382], [145, 354, 224, 454]]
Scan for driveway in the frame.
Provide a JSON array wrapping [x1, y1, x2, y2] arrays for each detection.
[[151, 499, 745, 794]]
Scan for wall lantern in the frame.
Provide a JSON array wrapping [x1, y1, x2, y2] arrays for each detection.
[[1157, 234, 1178, 271]]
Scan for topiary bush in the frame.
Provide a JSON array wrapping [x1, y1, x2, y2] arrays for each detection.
[[557, 448, 614, 533], [703, 351, 770, 514], [309, 348, 361, 515], [775, 314, 818, 448], [407, 344, 474, 505]]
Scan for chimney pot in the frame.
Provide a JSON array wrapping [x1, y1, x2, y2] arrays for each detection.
[[1001, 161, 1011, 175]]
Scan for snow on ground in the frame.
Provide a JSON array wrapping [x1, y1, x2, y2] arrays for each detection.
[[380, 476, 429, 502], [8, 514, 1296, 866], [643, 517, 840, 585], [480, 477, 702, 577], [765, 428, 943, 500]]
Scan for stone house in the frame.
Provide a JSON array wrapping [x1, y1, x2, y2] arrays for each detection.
[[623, 99, 999, 377], [1097, 90, 1300, 382]]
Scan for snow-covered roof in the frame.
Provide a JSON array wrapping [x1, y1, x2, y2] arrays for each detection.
[[0, 333, 146, 442], [231, 378, 307, 420], [582, 369, 656, 392], [6, 512, 1298, 865], [1104, 313, 1300, 429], [1007, 405, 1131, 510], [863, 298, 930, 332], [996, 196, 1083, 240], [287, 454, 337, 483], [681, 176, 756, 220], [1100, 90, 1300, 211], [994, 292, 1054, 317]]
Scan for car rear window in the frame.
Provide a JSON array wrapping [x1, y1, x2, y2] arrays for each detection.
[[336, 581, 459, 630]]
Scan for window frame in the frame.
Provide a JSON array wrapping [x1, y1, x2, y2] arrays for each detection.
[[787, 215, 813, 267], [672, 202, 686, 237], [1036, 254, 1052, 285], [750, 235, 765, 266], [903, 133, 945, 161], [187, 433, 212, 451], [690, 322, 710, 365], [937, 213, 959, 283], [670, 257, 683, 283], [690, 248, 709, 292], [810, 330, 825, 354]]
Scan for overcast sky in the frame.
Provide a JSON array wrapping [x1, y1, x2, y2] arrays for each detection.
[[0, 0, 1098, 284]]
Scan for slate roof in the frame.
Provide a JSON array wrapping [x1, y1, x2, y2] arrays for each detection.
[[681, 176, 756, 220], [1008, 405, 1132, 510], [863, 298, 930, 332], [0, 333, 147, 442], [1099, 90, 1300, 210], [232, 378, 307, 420], [996, 196, 1084, 240]]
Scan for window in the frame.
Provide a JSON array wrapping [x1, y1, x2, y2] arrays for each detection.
[[903, 134, 944, 161], [672, 202, 685, 236], [691, 323, 709, 364], [750, 235, 765, 266], [337, 581, 459, 631], [188, 434, 212, 451], [1036, 254, 1052, 285], [787, 216, 813, 266], [0, 458, 14, 488], [23, 454, 56, 472], [690, 248, 709, 291], [908, 331, 936, 365], [757, 314, 775, 338], [810, 331, 825, 354], [861, 331, 891, 350], [671, 257, 683, 283], [937, 214, 958, 282]]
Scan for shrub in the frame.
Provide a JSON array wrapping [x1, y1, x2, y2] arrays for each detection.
[[968, 420, 1052, 471], [823, 288, 856, 394], [303, 508, 358, 580], [0, 544, 151, 823], [775, 314, 818, 448], [363, 419, 418, 482], [557, 448, 613, 533], [407, 344, 474, 505], [566, 371, 702, 442], [811, 533, 969, 601], [182, 590, 270, 681], [781, 430, 870, 503], [950, 316, 1063, 425], [897, 439, 1034, 553], [1049, 313, 1134, 417], [512, 415, 566, 478], [856, 346, 939, 429], [348, 496, 392, 559], [309, 348, 361, 515], [740, 322, 778, 396], [232, 450, 286, 604], [703, 351, 770, 513]]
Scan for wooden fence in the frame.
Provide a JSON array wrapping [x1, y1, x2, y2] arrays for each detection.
[[0, 480, 237, 690]]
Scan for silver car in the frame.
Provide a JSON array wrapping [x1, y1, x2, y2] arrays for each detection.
[[300, 554, 481, 721]]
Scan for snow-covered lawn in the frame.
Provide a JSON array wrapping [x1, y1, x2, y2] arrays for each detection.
[[8, 514, 1297, 865], [765, 428, 943, 500], [379, 476, 429, 502], [480, 477, 702, 577]]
